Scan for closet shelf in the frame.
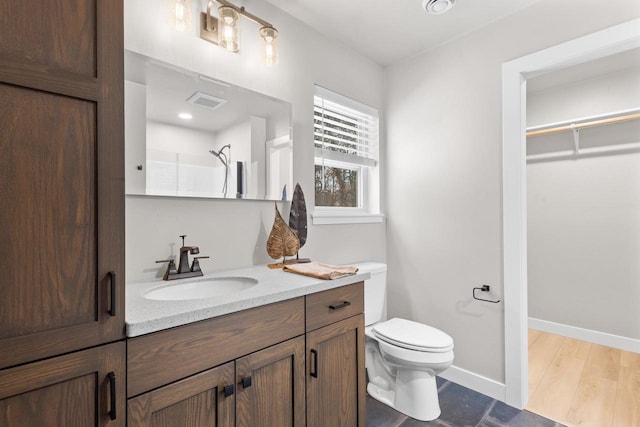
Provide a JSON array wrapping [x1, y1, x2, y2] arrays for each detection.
[[526, 108, 640, 137]]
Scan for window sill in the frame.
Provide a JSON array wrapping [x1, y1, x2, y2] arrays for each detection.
[[311, 211, 384, 225]]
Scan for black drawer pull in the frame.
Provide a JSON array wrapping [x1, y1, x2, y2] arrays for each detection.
[[329, 301, 351, 310], [223, 384, 235, 397], [310, 349, 318, 378], [241, 376, 252, 389], [108, 372, 117, 420], [108, 271, 116, 316]]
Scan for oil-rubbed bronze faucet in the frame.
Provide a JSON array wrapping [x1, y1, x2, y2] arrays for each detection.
[[156, 235, 209, 280]]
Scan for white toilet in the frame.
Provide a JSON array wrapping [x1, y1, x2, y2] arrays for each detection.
[[355, 262, 454, 422]]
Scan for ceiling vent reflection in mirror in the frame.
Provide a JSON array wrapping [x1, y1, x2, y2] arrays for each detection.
[[186, 91, 228, 110]]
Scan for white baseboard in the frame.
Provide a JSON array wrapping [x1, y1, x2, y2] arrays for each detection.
[[529, 318, 640, 353], [438, 365, 506, 402]]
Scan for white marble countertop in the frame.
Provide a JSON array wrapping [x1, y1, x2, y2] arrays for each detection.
[[126, 265, 370, 337]]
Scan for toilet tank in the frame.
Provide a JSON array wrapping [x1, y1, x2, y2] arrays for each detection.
[[353, 262, 387, 326]]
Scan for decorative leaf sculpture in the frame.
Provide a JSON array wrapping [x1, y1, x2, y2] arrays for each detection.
[[288, 183, 308, 248], [266, 203, 300, 260]]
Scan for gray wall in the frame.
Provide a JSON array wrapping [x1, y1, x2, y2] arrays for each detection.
[[527, 67, 640, 340], [384, 0, 640, 384], [124, 0, 386, 283]]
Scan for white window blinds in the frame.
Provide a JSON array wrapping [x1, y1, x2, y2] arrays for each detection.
[[314, 86, 379, 167]]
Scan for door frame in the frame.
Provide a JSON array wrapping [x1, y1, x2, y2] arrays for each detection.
[[501, 18, 640, 409]]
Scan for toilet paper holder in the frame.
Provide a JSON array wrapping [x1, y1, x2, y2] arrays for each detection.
[[473, 285, 501, 303]]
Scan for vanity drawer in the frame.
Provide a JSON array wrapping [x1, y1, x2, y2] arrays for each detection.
[[306, 282, 364, 332]]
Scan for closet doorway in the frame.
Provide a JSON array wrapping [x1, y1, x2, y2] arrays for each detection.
[[501, 19, 640, 410], [524, 51, 640, 426]]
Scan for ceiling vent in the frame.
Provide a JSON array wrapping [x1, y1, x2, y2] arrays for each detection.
[[423, 0, 456, 15], [186, 91, 228, 110]]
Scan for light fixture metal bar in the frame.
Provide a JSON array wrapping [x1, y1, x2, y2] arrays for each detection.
[[210, 0, 275, 29]]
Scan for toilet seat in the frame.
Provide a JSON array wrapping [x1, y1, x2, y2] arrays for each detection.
[[372, 318, 454, 353]]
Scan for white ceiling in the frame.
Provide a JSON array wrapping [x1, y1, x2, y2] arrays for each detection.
[[265, 0, 541, 66], [265, 0, 640, 92]]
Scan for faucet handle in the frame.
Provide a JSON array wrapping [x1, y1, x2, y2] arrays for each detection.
[[191, 256, 209, 273], [156, 259, 178, 279]]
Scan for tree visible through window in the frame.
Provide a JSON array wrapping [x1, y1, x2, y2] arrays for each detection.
[[313, 86, 378, 210], [314, 164, 359, 207]]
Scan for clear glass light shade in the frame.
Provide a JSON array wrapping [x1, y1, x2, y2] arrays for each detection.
[[260, 27, 279, 67], [217, 6, 240, 52], [168, 0, 192, 32]]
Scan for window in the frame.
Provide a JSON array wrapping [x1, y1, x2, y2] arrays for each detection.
[[313, 86, 381, 224]]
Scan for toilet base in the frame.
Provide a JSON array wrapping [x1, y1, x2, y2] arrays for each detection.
[[367, 370, 441, 421], [367, 381, 395, 407]]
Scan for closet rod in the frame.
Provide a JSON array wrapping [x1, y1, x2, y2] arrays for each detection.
[[526, 111, 640, 137]]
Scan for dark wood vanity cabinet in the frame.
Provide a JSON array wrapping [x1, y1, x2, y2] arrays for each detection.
[[236, 336, 306, 427], [128, 362, 236, 427], [127, 285, 365, 427], [127, 298, 307, 427], [128, 335, 306, 427], [306, 283, 366, 427], [0, 0, 126, 425]]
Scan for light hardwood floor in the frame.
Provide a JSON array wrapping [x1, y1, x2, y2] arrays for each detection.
[[527, 329, 640, 427]]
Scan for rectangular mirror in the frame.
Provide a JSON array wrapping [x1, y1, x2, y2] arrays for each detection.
[[124, 50, 293, 200]]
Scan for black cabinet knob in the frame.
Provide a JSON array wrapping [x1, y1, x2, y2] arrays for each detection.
[[223, 384, 235, 397], [241, 376, 252, 389]]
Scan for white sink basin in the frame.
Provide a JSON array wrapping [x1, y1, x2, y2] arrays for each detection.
[[144, 277, 258, 301]]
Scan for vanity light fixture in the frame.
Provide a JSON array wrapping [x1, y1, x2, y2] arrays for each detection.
[[200, 0, 279, 66], [422, 0, 456, 15], [216, 5, 240, 52], [260, 26, 279, 67], [168, 0, 192, 32]]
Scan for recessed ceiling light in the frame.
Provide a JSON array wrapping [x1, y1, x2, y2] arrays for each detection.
[[178, 112, 193, 120], [423, 0, 456, 15]]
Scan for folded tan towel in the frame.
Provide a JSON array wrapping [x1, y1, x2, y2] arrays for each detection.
[[283, 262, 359, 280]]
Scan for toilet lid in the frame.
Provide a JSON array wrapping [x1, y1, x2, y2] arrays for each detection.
[[372, 318, 454, 352]]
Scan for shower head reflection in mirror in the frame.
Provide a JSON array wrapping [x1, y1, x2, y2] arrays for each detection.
[[209, 144, 231, 195]]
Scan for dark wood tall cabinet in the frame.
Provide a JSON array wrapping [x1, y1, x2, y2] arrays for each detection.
[[0, 342, 125, 427], [0, 0, 125, 425]]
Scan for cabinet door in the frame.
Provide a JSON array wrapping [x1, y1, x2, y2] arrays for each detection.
[[307, 314, 366, 427], [0, 341, 125, 427], [0, 0, 125, 369], [128, 362, 234, 427], [236, 336, 306, 427]]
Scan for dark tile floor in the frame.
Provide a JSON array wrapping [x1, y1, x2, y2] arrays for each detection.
[[366, 377, 566, 427]]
